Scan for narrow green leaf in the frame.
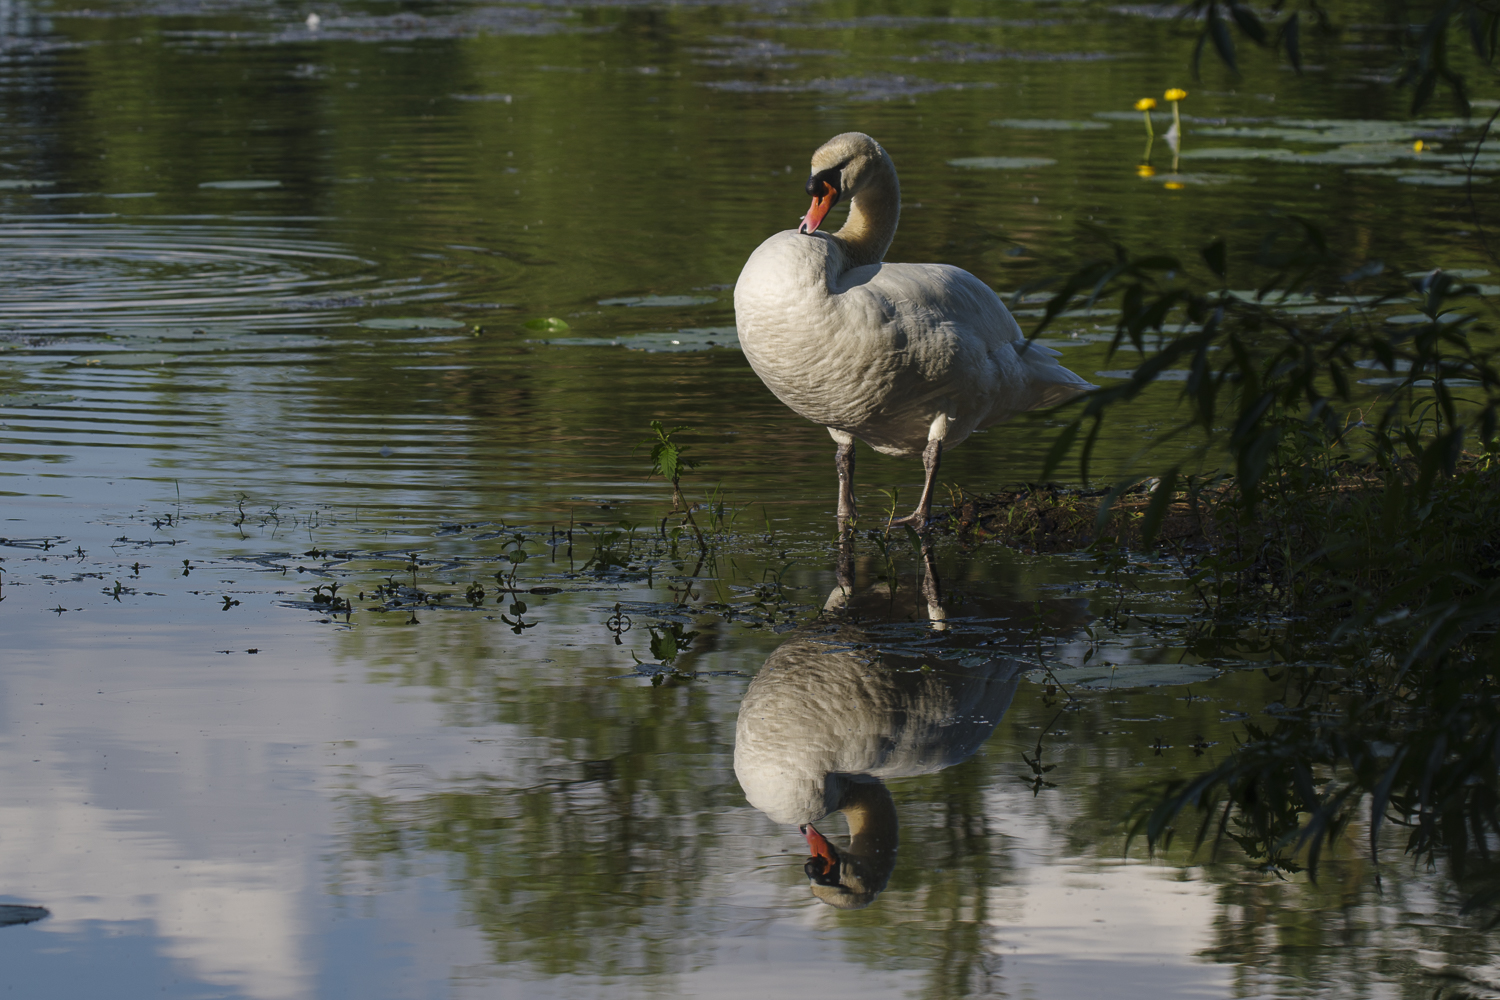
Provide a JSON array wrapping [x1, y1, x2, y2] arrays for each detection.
[[1228, 1, 1268, 45], [1283, 12, 1302, 72], [1208, 3, 1239, 73]]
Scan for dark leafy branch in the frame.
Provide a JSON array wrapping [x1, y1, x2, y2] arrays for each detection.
[[1030, 222, 1500, 916]]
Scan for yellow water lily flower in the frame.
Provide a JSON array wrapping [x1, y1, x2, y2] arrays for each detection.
[[1164, 88, 1188, 101], [1137, 164, 1156, 177], [1164, 181, 1186, 190], [1136, 97, 1157, 137], [1414, 139, 1425, 152]]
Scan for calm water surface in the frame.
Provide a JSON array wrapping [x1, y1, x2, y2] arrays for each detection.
[[3, 0, 1500, 996]]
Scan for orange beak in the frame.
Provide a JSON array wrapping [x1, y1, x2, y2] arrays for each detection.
[[799, 181, 838, 235], [802, 823, 837, 871]]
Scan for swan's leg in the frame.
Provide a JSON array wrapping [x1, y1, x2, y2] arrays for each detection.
[[829, 428, 857, 527], [919, 535, 946, 630], [887, 416, 947, 530], [824, 532, 856, 613]]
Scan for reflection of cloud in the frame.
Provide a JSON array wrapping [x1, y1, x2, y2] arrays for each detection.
[[0, 793, 307, 1000]]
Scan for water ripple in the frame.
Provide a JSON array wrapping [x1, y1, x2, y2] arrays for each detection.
[[0, 222, 410, 336]]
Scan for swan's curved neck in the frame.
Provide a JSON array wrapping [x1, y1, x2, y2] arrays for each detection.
[[839, 780, 899, 861], [833, 159, 900, 268]]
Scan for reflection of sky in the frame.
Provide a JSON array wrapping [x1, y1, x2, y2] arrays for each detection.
[[2, 0, 1497, 992], [0, 510, 1240, 999]]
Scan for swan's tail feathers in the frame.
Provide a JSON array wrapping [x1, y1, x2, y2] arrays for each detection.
[[1013, 340, 1096, 410]]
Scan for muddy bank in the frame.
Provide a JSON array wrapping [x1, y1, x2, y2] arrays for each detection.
[[944, 484, 1213, 553]]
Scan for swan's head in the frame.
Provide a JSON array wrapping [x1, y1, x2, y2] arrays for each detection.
[[800, 822, 892, 910], [799, 132, 895, 235]]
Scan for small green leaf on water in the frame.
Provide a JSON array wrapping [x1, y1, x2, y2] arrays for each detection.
[[523, 317, 571, 332], [0, 180, 55, 190], [198, 180, 282, 190], [359, 317, 467, 330]]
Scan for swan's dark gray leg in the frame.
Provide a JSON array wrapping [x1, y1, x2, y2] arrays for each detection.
[[887, 438, 942, 530], [831, 429, 857, 527], [823, 531, 857, 614], [919, 534, 946, 629]]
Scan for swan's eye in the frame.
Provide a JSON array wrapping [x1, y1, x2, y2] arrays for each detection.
[[804, 854, 842, 887], [804, 168, 841, 199]]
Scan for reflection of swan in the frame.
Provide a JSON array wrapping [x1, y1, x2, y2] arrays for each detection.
[[734, 131, 1092, 526], [734, 623, 1023, 909]]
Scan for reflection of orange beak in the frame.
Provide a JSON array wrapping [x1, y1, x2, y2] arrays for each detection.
[[802, 823, 837, 869], [799, 181, 838, 234]]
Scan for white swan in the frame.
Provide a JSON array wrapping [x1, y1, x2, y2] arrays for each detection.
[[734, 132, 1094, 526], [734, 619, 1023, 909]]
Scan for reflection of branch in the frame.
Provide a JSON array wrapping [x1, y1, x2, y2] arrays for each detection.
[[1022, 600, 1082, 792]]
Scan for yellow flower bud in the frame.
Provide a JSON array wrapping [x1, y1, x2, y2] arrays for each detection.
[[1137, 164, 1156, 177], [1164, 181, 1186, 190], [1135, 97, 1157, 111], [1164, 88, 1188, 101], [1413, 139, 1425, 152]]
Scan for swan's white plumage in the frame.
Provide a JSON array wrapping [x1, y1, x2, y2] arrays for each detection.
[[734, 132, 1092, 460], [733, 630, 1023, 826]]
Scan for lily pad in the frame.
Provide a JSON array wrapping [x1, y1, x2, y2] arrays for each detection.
[[1359, 377, 1483, 387], [1227, 290, 1320, 306], [198, 180, 282, 190], [948, 156, 1057, 170], [523, 317, 571, 332], [1149, 172, 1251, 186], [0, 179, 55, 190], [359, 317, 467, 330], [1178, 147, 1296, 161], [1399, 172, 1489, 186], [990, 118, 1109, 130], [0, 392, 75, 407], [1283, 304, 1356, 315], [1384, 313, 1467, 326], [1026, 661, 1221, 690], [597, 295, 716, 307]]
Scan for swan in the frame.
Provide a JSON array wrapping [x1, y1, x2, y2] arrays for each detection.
[[734, 132, 1094, 527], [734, 619, 1024, 909]]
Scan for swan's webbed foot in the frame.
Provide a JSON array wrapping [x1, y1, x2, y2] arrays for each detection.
[[885, 437, 942, 532]]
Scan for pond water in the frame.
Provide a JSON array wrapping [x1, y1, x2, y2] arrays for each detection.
[[3, 0, 1500, 997]]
